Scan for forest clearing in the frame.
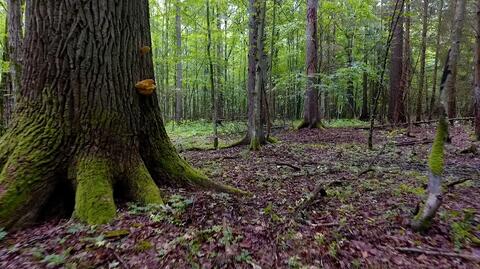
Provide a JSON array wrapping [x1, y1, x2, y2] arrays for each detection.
[[0, 0, 479, 268], [0, 121, 479, 268]]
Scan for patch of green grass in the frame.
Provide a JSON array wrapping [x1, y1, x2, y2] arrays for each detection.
[[324, 119, 368, 128], [449, 208, 480, 249], [394, 183, 425, 197]]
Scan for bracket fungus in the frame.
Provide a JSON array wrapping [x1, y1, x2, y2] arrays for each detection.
[[140, 46, 151, 56], [135, 79, 156, 96]]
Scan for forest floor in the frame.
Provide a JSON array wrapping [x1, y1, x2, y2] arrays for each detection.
[[0, 122, 479, 269]]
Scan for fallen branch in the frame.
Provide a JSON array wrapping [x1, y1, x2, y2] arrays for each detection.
[[111, 250, 130, 269], [358, 117, 474, 130], [446, 178, 472, 188], [396, 247, 480, 262], [395, 139, 432, 147], [295, 184, 327, 214], [275, 161, 301, 171], [358, 142, 389, 176]]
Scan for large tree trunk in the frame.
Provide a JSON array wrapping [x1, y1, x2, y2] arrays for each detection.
[[416, 0, 429, 122], [446, 0, 466, 121], [475, 0, 480, 141], [4, 0, 23, 127], [299, 0, 322, 129], [0, 0, 243, 230], [388, 0, 406, 125]]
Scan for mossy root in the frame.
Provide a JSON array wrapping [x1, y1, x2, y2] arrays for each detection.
[[297, 120, 324, 130], [0, 146, 57, 229], [73, 156, 116, 225], [126, 161, 163, 204]]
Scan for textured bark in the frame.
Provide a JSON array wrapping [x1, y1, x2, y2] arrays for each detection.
[[475, 0, 480, 140], [416, 0, 429, 122], [175, 1, 183, 122], [299, 0, 322, 129], [230, 0, 267, 150], [4, 0, 23, 126], [429, 0, 444, 120], [388, 0, 406, 125], [445, 0, 466, 120], [0, 0, 243, 230]]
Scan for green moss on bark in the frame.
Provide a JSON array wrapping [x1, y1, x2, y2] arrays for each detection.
[[0, 116, 61, 229], [73, 157, 116, 225], [249, 137, 261, 151], [126, 162, 163, 204], [428, 118, 448, 176]]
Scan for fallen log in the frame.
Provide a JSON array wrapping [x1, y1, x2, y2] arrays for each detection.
[[356, 117, 474, 130]]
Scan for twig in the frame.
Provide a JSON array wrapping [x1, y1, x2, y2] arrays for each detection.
[[275, 161, 301, 171], [295, 184, 327, 214], [112, 251, 129, 269], [446, 178, 472, 188], [312, 222, 339, 227], [396, 247, 480, 262], [358, 142, 389, 176], [395, 139, 432, 147]]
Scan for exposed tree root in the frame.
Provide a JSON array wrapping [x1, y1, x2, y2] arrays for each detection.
[[73, 156, 116, 225], [125, 160, 163, 205], [0, 124, 62, 229], [296, 120, 325, 130]]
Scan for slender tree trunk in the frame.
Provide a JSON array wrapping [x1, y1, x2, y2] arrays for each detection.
[[411, 50, 451, 232], [475, 0, 480, 140], [346, 32, 355, 119], [446, 0, 466, 121], [229, 0, 267, 149], [175, 0, 183, 122], [416, 0, 429, 121], [0, 0, 243, 230], [388, 0, 405, 125], [429, 0, 444, 120], [0, 21, 10, 126], [207, 0, 218, 149], [360, 31, 369, 121], [299, 0, 322, 129], [4, 0, 23, 127]]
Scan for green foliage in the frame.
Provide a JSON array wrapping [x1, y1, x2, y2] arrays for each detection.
[[395, 183, 426, 197], [41, 253, 67, 267], [314, 232, 326, 246], [235, 250, 252, 262], [0, 228, 6, 241], [449, 208, 480, 249], [134, 240, 153, 252], [129, 194, 193, 226], [287, 255, 303, 269], [262, 202, 283, 223]]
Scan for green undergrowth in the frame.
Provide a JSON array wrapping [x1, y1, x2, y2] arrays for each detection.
[[166, 119, 369, 150]]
